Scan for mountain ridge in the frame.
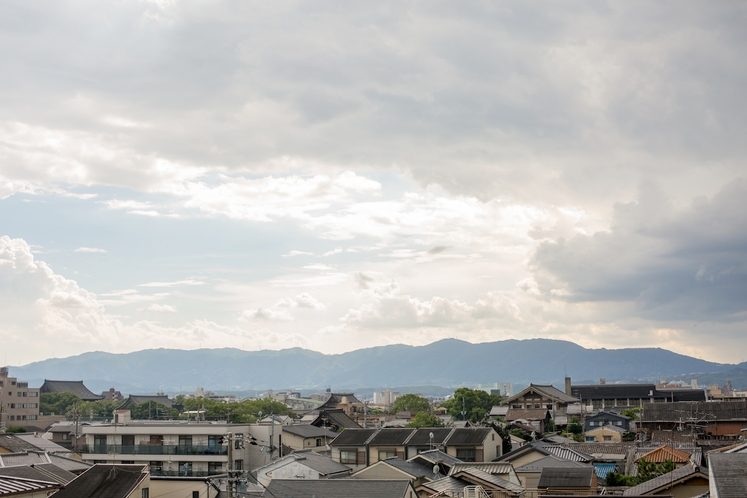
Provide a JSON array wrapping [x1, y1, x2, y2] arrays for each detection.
[[10, 338, 735, 394]]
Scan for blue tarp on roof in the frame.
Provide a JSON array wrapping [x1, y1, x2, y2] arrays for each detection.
[[594, 463, 618, 479]]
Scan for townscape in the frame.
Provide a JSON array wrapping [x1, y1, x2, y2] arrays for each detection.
[[1, 366, 746, 497]]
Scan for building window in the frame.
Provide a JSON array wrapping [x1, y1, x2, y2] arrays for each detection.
[[316, 438, 322, 447], [208, 462, 223, 474], [178, 462, 191, 476], [9, 416, 14, 421], [122, 435, 135, 447], [28, 403, 37, 408], [603, 436, 612, 441], [586, 436, 594, 442], [149, 462, 162, 474], [234, 460, 243, 471], [614, 421, 622, 426], [179, 435, 193, 447], [22, 392, 27, 397], [378, 449, 396, 460], [142, 488, 149, 498], [17, 392, 22, 397], [589, 421, 595, 426], [28, 415, 37, 420], [456, 448, 476, 462], [193, 492, 200, 498], [62, 433, 72, 441], [208, 435, 221, 447], [121, 461, 135, 464], [340, 449, 357, 464], [28, 392, 38, 397]]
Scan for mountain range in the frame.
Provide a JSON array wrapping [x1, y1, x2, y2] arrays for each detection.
[[10, 338, 745, 395]]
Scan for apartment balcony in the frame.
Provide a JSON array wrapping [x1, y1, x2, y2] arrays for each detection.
[[150, 470, 227, 478], [82, 444, 228, 456]]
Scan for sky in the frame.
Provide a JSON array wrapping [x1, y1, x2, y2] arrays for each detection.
[[1, 1, 746, 366]]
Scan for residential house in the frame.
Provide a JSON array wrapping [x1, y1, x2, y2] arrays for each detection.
[[416, 468, 524, 498], [281, 425, 337, 452], [0, 475, 63, 497], [639, 400, 747, 440], [447, 462, 521, 485], [45, 421, 86, 451], [585, 424, 627, 443], [501, 384, 580, 416], [514, 455, 591, 493], [39, 379, 102, 402], [368, 429, 417, 464], [495, 441, 592, 470], [253, 450, 352, 487], [505, 408, 550, 433], [708, 453, 747, 498], [265, 478, 418, 498], [329, 428, 378, 471], [0, 464, 76, 486], [407, 449, 462, 476], [353, 457, 436, 488], [0, 451, 92, 475], [308, 408, 362, 432], [537, 466, 597, 496], [585, 411, 632, 432], [442, 427, 500, 463], [623, 462, 709, 497], [0, 367, 41, 429], [635, 445, 693, 469], [403, 428, 454, 458], [50, 464, 151, 498]]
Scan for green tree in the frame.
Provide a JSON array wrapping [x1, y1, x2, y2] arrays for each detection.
[[390, 394, 431, 414], [636, 458, 675, 483], [490, 423, 513, 454], [177, 396, 294, 423], [509, 427, 533, 441], [405, 412, 444, 428], [129, 402, 179, 420], [77, 400, 120, 420], [439, 388, 503, 423], [605, 471, 636, 486], [566, 416, 583, 435], [621, 407, 641, 420], [40, 392, 80, 416], [4, 425, 26, 434]]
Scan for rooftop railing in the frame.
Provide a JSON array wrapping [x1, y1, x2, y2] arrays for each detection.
[[82, 444, 228, 456]]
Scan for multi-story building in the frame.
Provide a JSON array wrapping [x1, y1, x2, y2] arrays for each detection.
[[0, 366, 41, 429]]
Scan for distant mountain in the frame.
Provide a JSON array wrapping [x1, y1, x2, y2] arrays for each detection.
[[11, 338, 736, 394]]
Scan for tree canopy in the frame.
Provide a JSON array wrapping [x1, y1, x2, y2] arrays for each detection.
[[390, 394, 431, 414], [40, 392, 80, 416], [174, 396, 294, 423], [404, 412, 444, 428], [439, 388, 503, 423]]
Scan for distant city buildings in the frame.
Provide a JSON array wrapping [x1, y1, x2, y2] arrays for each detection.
[[0, 366, 40, 429]]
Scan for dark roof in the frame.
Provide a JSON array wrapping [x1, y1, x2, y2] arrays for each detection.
[[310, 409, 362, 430], [40, 380, 103, 401], [256, 451, 351, 477], [623, 462, 706, 496], [282, 425, 338, 440], [0, 465, 71, 485], [641, 400, 747, 422], [444, 428, 493, 446], [377, 457, 434, 479], [265, 478, 413, 498], [542, 445, 594, 463], [32, 463, 78, 484], [47, 453, 94, 474], [538, 466, 595, 488], [318, 393, 363, 410], [409, 449, 463, 468], [51, 464, 148, 498], [515, 455, 587, 472], [329, 428, 378, 446], [0, 475, 62, 495], [503, 384, 579, 405], [0, 434, 39, 453], [708, 453, 747, 498], [658, 388, 708, 402], [368, 429, 417, 446], [451, 468, 524, 494], [586, 411, 631, 421], [505, 408, 549, 421], [117, 395, 173, 409], [572, 384, 658, 400], [407, 428, 454, 446], [495, 442, 552, 463], [417, 476, 470, 494]]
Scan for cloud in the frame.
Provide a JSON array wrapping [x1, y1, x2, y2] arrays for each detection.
[[530, 179, 747, 321], [74, 247, 107, 253], [139, 279, 204, 288], [242, 292, 326, 322], [142, 304, 177, 313]]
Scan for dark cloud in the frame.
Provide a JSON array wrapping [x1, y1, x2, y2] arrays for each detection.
[[531, 179, 747, 321]]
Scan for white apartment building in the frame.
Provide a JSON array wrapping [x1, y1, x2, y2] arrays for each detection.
[[0, 366, 41, 428]]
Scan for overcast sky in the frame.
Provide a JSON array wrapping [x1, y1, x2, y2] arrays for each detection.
[[1, 1, 746, 366]]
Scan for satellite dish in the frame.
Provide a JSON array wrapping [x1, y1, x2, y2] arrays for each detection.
[[433, 464, 440, 474]]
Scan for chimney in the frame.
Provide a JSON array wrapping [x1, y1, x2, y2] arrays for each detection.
[[565, 377, 572, 395], [600, 378, 606, 385]]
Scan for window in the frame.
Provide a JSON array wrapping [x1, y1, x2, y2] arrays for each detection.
[[22, 392, 26, 397], [94, 435, 107, 452], [28, 415, 37, 420], [28, 403, 37, 408], [603, 436, 612, 441], [456, 448, 476, 462], [21, 415, 26, 420], [316, 438, 322, 447], [28, 392, 38, 397], [234, 460, 243, 471], [141, 488, 149, 498], [589, 421, 596, 427], [208, 435, 221, 446], [193, 492, 200, 498], [340, 449, 357, 464], [9, 416, 14, 421], [378, 449, 396, 460], [179, 435, 193, 447], [122, 435, 135, 447], [17, 392, 22, 397], [178, 462, 191, 476], [585, 436, 594, 442], [121, 461, 135, 464], [9, 403, 14, 409], [208, 462, 223, 474], [149, 462, 162, 474], [150, 435, 164, 446], [546, 404, 553, 409], [614, 421, 622, 426]]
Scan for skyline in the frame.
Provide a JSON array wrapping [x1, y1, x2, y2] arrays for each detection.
[[1, 1, 746, 365]]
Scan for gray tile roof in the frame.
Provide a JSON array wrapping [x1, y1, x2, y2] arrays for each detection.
[[451, 468, 524, 493], [32, 463, 78, 484], [282, 424, 338, 440], [444, 428, 493, 446], [505, 408, 549, 421], [15, 434, 71, 453], [572, 383, 659, 400], [538, 466, 595, 488], [531, 384, 580, 403], [542, 444, 594, 463], [368, 429, 416, 446], [407, 428, 454, 446], [289, 451, 352, 476], [708, 453, 747, 498], [515, 455, 587, 472], [329, 428, 378, 446], [623, 462, 706, 496], [117, 394, 173, 409], [0, 475, 62, 495], [448, 462, 515, 477], [378, 457, 434, 479], [51, 464, 149, 498], [311, 409, 362, 430], [40, 380, 103, 401], [417, 475, 470, 494], [641, 400, 747, 423], [0, 466, 63, 484], [47, 453, 94, 473], [409, 449, 463, 468], [0, 434, 39, 453], [266, 478, 414, 498]]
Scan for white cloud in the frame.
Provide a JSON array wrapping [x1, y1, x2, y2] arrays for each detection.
[[139, 279, 204, 288], [74, 247, 107, 253], [142, 304, 177, 313]]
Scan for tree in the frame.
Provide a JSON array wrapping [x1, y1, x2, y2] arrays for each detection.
[[40, 392, 80, 416], [621, 407, 641, 420], [439, 388, 503, 423], [4, 425, 26, 434], [405, 412, 444, 428], [636, 458, 675, 483], [390, 394, 431, 414], [129, 402, 179, 420], [566, 416, 583, 435], [509, 427, 533, 441], [490, 423, 513, 454]]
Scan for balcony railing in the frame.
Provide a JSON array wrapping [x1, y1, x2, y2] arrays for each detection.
[[150, 470, 226, 477], [82, 444, 228, 456]]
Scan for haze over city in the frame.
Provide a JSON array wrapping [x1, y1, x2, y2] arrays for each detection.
[[1, 1, 746, 366]]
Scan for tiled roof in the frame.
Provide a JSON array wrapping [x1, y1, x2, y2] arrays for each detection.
[[51, 464, 148, 498], [641, 400, 747, 422], [0, 475, 62, 495], [448, 462, 515, 477], [407, 428, 453, 446], [542, 445, 594, 462], [444, 428, 493, 446], [538, 466, 594, 488], [561, 441, 634, 457], [0, 466, 64, 484], [368, 429, 416, 446], [40, 380, 103, 401], [531, 384, 580, 403], [515, 455, 587, 472], [623, 462, 706, 496], [635, 445, 692, 463], [117, 394, 173, 409], [266, 478, 413, 498], [0, 435, 39, 453], [47, 453, 94, 473], [417, 476, 470, 494], [505, 408, 549, 421], [329, 428, 377, 446], [282, 424, 338, 440], [311, 409, 362, 430], [0, 452, 49, 467], [451, 468, 524, 494], [15, 434, 71, 453], [32, 463, 78, 484], [378, 457, 434, 479], [408, 449, 463, 468], [708, 453, 747, 498], [288, 452, 352, 476], [572, 383, 658, 400]]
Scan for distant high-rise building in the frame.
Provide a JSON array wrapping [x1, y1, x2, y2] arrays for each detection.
[[477, 382, 513, 397], [0, 366, 41, 429]]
